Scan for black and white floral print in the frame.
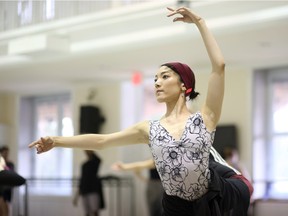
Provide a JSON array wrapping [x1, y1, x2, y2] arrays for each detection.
[[149, 112, 215, 201]]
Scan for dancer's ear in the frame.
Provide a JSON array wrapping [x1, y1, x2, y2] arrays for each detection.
[[181, 83, 186, 91]]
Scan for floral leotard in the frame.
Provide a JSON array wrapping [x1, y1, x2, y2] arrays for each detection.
[[149, 112, 215, 201]]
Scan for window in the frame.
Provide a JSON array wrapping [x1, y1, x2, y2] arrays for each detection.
[[19, 94, 73, 195], [45, 0, 55, 20], [17, 0, 33, 25], [253, 67, 288, 199]]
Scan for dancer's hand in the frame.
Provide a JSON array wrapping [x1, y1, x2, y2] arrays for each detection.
[[167, 7, 202, 24], [28, 136, 55, 154], [111, 161, 125, 171]]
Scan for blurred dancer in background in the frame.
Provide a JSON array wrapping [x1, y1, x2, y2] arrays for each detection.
[[73, 150, 104, 216], [112, 159, 163, 216]]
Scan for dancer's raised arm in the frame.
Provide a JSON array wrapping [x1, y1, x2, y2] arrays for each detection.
[[167, 7, 225, 131]]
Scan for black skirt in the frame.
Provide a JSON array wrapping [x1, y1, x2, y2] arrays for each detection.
[[0, 170, 26, 198], [162, 158, 250, 216]]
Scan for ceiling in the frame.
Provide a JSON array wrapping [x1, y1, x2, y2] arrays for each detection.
[[0, 0, 288, 94]]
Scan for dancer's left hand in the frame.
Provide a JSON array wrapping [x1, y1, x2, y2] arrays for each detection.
[[167, 7, 202, 24]]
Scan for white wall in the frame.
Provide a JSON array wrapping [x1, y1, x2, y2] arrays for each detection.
[[0, 92, 19, 166], [0, 124, 9, 147]]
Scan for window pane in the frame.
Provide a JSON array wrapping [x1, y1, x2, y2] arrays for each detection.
[[18, 0, 33, 25], [59, 101, 73, 178], [272, 81, 288, 133], [36, 101, 58, 137], [270, 136, 288, 180], [30, 95, 73, 195], [35, 101, 59, 178], [62, 101, 73, 136], [254, 68, 288, 200], [269, 135, 288, 198]]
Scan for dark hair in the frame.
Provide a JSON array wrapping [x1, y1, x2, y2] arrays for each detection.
[[188, 90, 200, 101], [161, 64, 200, 101], [0, 146, 9, 152]]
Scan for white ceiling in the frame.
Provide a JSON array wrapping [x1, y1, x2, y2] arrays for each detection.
[[0, 0, 288, 94]]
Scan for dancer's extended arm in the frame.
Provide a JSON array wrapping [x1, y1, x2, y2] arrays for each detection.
[[29, 121, 149, 154]]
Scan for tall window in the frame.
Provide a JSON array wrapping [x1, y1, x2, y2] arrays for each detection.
[[45, 0, 55, 20], [33, 95, 73, 178], [253, 67, 288, 199], [17, 0, 33, 25], [19, 94, 73, 195]]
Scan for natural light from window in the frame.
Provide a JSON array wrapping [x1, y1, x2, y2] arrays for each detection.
[[32, 95, 73, 195]]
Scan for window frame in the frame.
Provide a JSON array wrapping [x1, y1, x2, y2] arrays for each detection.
[[253, 66, 288, 199], [19, 93, 74, 195]]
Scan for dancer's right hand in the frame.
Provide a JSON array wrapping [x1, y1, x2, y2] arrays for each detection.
[[28, 136, 55, 154]]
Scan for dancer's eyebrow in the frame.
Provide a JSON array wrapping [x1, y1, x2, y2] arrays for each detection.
[[154, 70, 172, 79]]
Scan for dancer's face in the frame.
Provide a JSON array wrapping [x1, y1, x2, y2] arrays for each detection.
[[154, 66, 183, 103]]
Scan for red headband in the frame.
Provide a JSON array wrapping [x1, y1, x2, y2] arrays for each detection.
[[162, 62, 195, 96]]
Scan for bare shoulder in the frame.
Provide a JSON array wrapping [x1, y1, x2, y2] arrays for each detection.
[[136, 120, 149, 131], [123, 120, 150, 144], [103, 120, 150, 147]]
